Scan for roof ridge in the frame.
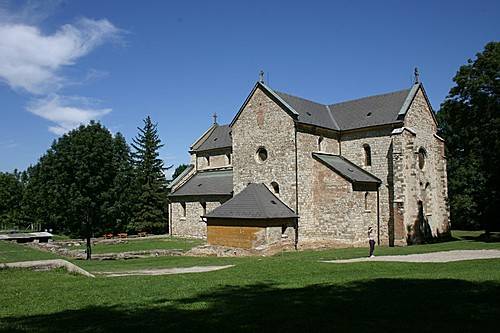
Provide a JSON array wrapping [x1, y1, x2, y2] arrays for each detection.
[[329, 88, 412, 108], [274, 90, 328, 107]]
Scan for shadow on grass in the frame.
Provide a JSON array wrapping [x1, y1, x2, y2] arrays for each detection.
[[460, 232, 500, 243], [2, 279, 499, 332]]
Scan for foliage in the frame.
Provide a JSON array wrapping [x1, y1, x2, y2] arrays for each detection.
[[0, 170, 24, 227], [130, 116, 170, 234], [20, 122, 133, 258], [171, 164, 189, 182], [437, 41, 500, 232]]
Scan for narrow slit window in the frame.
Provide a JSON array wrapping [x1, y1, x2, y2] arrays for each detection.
[[418, 148, 427, 169], [206, 156, 210, 166], [181, 202, 186, 217], [318, 136, 324, 151], [201, 202, 206, 216], [364, 192, 369, 211], [364, 144, 372, 166], [271, 182, 280, 194]]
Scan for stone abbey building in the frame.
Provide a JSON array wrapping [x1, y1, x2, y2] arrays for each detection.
[[168, 78, 450, 249]]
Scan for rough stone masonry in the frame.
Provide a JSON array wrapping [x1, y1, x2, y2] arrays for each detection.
[[168, 77, 450, 249]]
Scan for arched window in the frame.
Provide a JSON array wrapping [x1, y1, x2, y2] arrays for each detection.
[[418, 148, 427, 169], [226, 153, 231, 165], [271, 182, 280, 194], [364, 192, 369, 211], [363, 144, 372, 166], [318, 136, 324, 151]]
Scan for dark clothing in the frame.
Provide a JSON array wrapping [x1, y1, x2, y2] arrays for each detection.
[[369, 239, 375, 257]]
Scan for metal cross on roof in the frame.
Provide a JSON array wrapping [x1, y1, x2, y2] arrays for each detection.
[[213, 112, 218, 124], [414, 67, 420, 84]]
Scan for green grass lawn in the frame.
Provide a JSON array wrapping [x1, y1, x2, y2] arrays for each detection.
[[0, 241, 60, 263], [68, 237, 203, 254], [1, 231, 499, 332]]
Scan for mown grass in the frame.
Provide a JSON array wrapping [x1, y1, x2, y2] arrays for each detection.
[[0, 241, 60, 263], [68, 237, 203, 254], [0, 230, 499, 332]]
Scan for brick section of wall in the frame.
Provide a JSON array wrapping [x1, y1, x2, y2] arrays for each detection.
[[402, 89, 450, 240], [232, 87, 297, 211]]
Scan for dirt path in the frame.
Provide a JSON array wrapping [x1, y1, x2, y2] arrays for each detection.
[[95, 265, 235, 277], [322, 249, 500, 264]]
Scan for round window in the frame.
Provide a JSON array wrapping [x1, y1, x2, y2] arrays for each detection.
[[256, 147, 268, 163]]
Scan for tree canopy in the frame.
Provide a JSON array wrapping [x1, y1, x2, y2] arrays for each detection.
[[437, 41, 500, 233], [130, 116, 170, 234]]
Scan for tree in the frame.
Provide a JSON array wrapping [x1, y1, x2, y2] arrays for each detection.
[[102, 133, 135, 234], [171, 164, 189, 181], [23, 122, 122, 259], [0, 170, 24, 228], [131, 116, 170, 233], [437, 41, 500, 234]]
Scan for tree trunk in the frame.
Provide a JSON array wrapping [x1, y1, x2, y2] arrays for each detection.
[[86, 236, 92, 260], [86, 209, 92, 260]]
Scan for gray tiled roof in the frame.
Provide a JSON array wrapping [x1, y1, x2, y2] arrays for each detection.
[[274, 85, 415, 131], [313, 153, 381, 184], [328, 88, 411, 130], [192, 124, 232, 152], [205, 183, 298, 219], [275, 91, 339, 130], [168, 169, 233, 197], [167, 164, 194, 190]]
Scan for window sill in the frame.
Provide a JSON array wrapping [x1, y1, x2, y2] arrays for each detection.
[[364, 210, 372, 213], [180, 217, 186, 221]]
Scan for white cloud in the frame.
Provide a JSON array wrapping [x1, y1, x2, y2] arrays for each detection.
[[27, 95, 111, 135], [0, 18, 120, 94], [0, 3, 121, 135]]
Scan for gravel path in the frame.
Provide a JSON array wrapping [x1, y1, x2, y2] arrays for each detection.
[[95, 265, 235, 277], [322, 249, 500, 264]]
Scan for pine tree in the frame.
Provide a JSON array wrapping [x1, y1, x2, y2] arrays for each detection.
[[103, 132, 135, 234], [131, 116, 170, 233]]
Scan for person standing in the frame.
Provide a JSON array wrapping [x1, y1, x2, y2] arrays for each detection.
[[368, 226, 375, 258]]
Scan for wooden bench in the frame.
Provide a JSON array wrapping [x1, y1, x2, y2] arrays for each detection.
[[138, 232, 147, 238], [117, 233, 128, 239], [104, 233, 113, 239]]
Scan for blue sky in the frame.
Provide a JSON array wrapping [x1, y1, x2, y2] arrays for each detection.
[[0, 0, 499, 176]]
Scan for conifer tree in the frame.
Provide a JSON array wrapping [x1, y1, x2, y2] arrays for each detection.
[[131, 116, 170, 233]]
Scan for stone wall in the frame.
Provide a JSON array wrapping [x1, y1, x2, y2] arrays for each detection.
[[339, 127, 393, 245], [170, 201, 221, 239], [296, 130, 340, 241], [300, 160, 377, 246], [401, 88, 450, 240], [197, 152, 231, 170], [232, 86, 297, 212]]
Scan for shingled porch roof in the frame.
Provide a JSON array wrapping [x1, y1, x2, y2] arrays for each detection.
[[312, 152, 382, 185], [204, 183, 298, 219], [168, 169, 233, 200]]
